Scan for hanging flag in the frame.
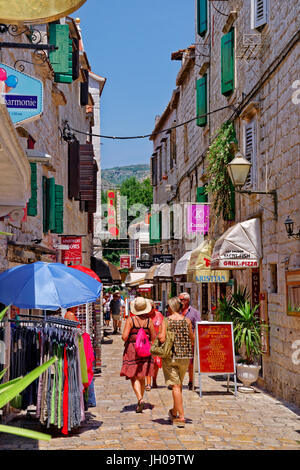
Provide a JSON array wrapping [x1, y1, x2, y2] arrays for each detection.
[[187, 204, 210, 234]]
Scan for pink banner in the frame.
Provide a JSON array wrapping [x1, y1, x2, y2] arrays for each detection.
[[187, 204, 209, 234]]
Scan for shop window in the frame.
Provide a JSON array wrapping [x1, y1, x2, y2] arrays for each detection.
[[286, 270, 300, 317], [269, 263, 278, 294]]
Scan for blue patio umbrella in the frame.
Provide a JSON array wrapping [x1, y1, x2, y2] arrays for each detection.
[[0, 261, 102, 310]]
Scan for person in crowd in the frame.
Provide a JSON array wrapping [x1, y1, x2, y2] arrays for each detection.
[[116, 291, 125, 331], [146, 300, 164, 391], [110, 292, 122, 334], [178, 292, 201, 390], [158, 297, 194, 427], [103, 294, 111, 327], [120, 297, 156, 413]]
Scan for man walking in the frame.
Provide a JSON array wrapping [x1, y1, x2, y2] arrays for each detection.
[[110, 292, 122, 334], [178, 292, 201, 390]]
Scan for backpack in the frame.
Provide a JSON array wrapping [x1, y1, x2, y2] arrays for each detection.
[[134, 319, 151, 357]]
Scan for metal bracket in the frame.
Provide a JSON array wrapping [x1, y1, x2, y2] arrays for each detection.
[[237, 189, 278, 220]]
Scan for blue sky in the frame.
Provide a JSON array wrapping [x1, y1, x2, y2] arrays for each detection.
[[76, 0, 195, 169]]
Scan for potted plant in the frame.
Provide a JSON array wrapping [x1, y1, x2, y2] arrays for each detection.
[[232, 301, 264, 393]]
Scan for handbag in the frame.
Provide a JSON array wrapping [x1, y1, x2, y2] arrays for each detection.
[[150, 319, 175, 359]]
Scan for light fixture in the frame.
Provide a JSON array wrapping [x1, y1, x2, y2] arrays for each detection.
[[227, 151, 278, 219], [284, 216, 300, 239]]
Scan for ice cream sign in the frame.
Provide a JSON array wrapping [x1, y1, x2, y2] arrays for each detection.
[[0, 64, 43, 125]]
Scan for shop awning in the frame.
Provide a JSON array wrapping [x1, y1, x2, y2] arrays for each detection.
[[174, 251, 192, 278], [187, 240, 230, 283], [153, 263, 172, 282], [211, 218, 262, 269], [145, 264, 159, 282], [91, 257, 121, 285], [125, 272, 147, 287]]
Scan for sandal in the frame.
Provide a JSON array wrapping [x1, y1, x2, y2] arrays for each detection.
[[168, 409, 177, 422], [136, 399, 144, 413], [173, 417, 185, 428], [145, 385, 151, 392]]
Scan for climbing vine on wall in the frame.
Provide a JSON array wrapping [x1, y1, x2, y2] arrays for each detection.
[[206, 121, 237, 221]]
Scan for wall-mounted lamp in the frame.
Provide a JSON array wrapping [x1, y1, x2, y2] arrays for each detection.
[[284, 216, 300, 239], [227, 152, 278, 219]]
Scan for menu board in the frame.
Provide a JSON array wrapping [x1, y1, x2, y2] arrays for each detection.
[[197, 322, 235, 374]]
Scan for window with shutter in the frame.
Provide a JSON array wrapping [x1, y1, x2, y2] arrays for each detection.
[[197, 0, 208, 37], [27, 163, 38, 217], [85, 160, 98, 214], [49, 23, 73, 84], [151, 155, 158, 186], [158, 147, 162, 181], [68, 140, 80, 200], [170, 127, 176, 169], [51, 185, 64, 234], [150, 213, 161, 244], [72, 37, 80, 81], [80, 69, 89, 106], [196, 74, 207, 127], [243, 120, 257, 188], [46, 177, 56, 232], [196, 186, 208, 203], [251, 0, 268, 29], [79, 144, 95, 202], [221, 29, 235, 96], [184, 124, 189, 162]]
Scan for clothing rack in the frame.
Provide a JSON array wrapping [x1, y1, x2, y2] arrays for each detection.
[[8, 314, 79, 328]]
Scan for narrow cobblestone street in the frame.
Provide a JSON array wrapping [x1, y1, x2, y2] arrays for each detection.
[[1, 324, 300, 451]]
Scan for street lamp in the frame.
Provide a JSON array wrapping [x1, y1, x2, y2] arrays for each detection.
[[284, 216, 300, 239], [227, 152, 278, 219]]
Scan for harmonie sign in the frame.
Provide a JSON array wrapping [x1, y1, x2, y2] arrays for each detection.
[[0, 64, 43, 125], [107, 190, 119, 238]]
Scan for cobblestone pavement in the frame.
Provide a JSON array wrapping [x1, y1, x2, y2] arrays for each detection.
[[1, 327, 300, 450]]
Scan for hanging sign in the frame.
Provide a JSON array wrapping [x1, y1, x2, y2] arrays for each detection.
[[107, 190, 119, 238], [137, 259, 153, 269], [0, 64, 43, 125], [194, 322, 237, 397], [0, 0, 87, 24], [152, 254, 174, 264], [61, 236, 82, 265], [120, 255, 131, 269], [187, 204, 210, 234]]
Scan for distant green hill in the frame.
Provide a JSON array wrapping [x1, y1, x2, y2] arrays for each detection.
[[102, 164, 150, 188]]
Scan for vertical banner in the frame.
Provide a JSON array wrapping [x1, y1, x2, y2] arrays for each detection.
[[120, 255, 131, 269], [107, 189, 119, 238], [61, 236, 82, 265], [195, 322, 237, 397], [187, 204, 210, 234], [252, 268, 260, 315]]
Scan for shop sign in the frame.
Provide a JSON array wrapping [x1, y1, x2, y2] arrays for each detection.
[[195, 272, 229, 283], [0, 64, 43, 125], [187, 204, 209, 234], [61, 236, 82, 265], [194, 322, 237, 397], [107, 190, 119, 239], [0, 0, 87, 24], [152, 254, 174, 264], [137, 260, 153, 269], [214, 259, 259, 268], [120, 255, 131, 269], [252, 268, 260, 312]]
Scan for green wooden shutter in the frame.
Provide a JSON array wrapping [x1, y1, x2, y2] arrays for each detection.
[[196, 75, 207, 127], [42, 176, 47, 232], [196, 186, 208, 203], [27, 163, 38, 217], [197, 0, 207, 37], [46, 177, 56, 232], [221, 29, 235, 96], [49, 24, 73, 84], [51, 184, 64, 234], [150, 213, 161, 245]]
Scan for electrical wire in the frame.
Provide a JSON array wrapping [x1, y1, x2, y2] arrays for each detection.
[[68, 104, 235, 141], [211, 1, 230, 17]]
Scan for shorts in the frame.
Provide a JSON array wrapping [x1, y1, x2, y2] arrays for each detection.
[[112, 314, 120, 321], [162, 357, 190, 386]]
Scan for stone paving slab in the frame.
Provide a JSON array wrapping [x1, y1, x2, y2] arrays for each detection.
[[0, 327, 300, 450]]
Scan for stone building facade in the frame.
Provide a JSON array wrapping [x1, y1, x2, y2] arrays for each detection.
[[0, 17, 103, 274], [150, 0, 300, 406]]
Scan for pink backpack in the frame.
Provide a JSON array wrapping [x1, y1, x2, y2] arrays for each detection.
[[134, 319, 151, 357]]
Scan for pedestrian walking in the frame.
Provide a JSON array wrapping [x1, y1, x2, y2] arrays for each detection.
[[146, 300, 164, 391], [178, 292, 200, 390], [103, 294, 111, 327], [158, 297, 194, 427], [110, 292, 122, 334], [120, 297, 156, 413]]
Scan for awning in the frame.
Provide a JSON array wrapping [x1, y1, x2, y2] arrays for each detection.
[[145, 264, 159, 282], [174, 251, 192, 279], [187, 240, 230, 283], [211, 218, 262, 269], [125, 272, 146, 287], [91, 257, 121, 285], [153, 263, 172, 282]]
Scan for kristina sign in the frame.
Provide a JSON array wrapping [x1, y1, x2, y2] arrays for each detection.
[[0, 64, 43, 125], [187, 204, 209, 234]]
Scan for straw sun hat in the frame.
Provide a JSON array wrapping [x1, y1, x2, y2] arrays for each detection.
[[130, 297, 152, 316]]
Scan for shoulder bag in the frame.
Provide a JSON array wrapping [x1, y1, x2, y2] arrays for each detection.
[[150, 319, 175, 359]]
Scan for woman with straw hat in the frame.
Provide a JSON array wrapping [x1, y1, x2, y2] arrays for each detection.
[[120, 297, 156, 412]]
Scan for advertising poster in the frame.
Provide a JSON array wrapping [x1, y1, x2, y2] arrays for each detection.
[[61, 236, 82, 265]]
